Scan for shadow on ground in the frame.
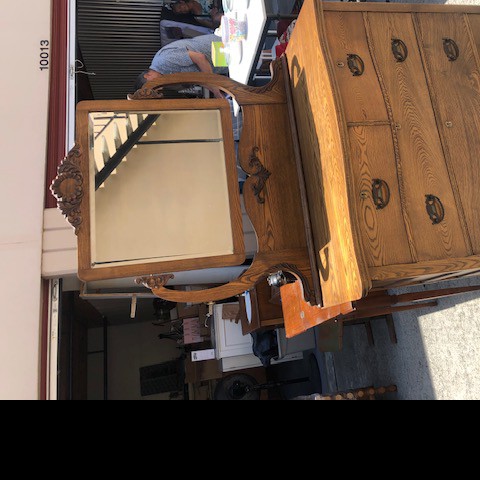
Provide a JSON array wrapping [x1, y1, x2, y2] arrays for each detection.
[[323, 278, 480, 400]]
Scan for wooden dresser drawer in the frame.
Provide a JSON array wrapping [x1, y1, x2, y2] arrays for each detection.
[[471, 14, 480, 51], [365, 11, 470, 261], [416, 13, 480, 254], [324, 11, 389, 123], [349, 125, 413, 267]]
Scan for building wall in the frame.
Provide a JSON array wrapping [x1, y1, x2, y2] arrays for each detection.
[[0, 1, 51, 399]]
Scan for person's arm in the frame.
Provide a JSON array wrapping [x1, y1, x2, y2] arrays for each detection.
[[188, 50, 224, 98], [194, 9, 222, 30]]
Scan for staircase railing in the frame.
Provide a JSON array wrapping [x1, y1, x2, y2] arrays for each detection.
[[95, 114, 160, 190]]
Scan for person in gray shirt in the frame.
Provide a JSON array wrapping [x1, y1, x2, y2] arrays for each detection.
[[136, 34, 228, 98]]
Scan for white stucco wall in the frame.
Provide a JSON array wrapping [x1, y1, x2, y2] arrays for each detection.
[[0, 1, 51, 399]]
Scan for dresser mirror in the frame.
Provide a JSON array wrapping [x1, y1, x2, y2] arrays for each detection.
[[52, 99, 245, 282]]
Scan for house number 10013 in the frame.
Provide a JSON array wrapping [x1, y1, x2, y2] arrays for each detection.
[[40, 40, 50, 71]]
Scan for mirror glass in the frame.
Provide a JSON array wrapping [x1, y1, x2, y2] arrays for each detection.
[[89, 109, 236, 268]]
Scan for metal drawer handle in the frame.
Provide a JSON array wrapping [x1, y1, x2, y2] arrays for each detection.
[[426, 195, 445, 225], [372, 179, 391, 210], [443, 38, 460, 62], [392, 38, 408, 63], [347, 54, 365, 77]]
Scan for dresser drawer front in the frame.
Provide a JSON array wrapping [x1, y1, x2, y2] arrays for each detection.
[[324, 12, 389, 123], [349, 126, 413, 267], [416, 13, 480, 254], [471, 14, 480, 53], [365, 12, 470, 261]]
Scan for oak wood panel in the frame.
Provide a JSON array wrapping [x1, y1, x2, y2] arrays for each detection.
[[373, 274, 450, 290], [286, 0, 370, 308], [349, 126, 413, 267], [282, 55, 323, 306], [373, 270, 480, 289], [323, 4, 480, 15], [366, 12, 470, 261], [372, 277, 424, 290], [370, 254, 480, 283], [324, 12, 389, 123], [470, 15, 480, 59], [239, 105, 308, 252], [415, 13, 480, 253]]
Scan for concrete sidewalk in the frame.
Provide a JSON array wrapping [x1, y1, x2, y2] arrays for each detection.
[[320, 277, 480, 400]]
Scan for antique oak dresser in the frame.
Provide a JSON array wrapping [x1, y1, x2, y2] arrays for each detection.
[[53, 1, 480, 331], [284, 0, 480, 314]]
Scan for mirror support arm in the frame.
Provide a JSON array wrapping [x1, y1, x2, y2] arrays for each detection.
[[128, 62, 288, 106], [136, 251, 316, 305]]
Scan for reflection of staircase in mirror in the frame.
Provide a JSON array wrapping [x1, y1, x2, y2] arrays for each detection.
[[92, 111, 259, 260], [93, 113, 158, 190]]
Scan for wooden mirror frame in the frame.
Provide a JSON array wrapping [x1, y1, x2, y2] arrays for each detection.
[[52, 60, 321, 306]]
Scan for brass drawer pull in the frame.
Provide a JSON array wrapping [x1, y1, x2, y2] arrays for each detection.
[[426, 195, 445, 225], [347, 54, 365, 77], [372, 179, 391, 210], [443, 38, 460, 62], [392, 39, 408, 63]]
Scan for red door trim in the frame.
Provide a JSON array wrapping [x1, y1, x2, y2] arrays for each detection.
[[45, 0, 69, 209], [41, 0, 69, 400]]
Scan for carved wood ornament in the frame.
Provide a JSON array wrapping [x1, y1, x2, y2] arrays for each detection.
[[135, 274, 175, 291], [127, 86, 165, 101], [51, 145, 84, 234], [249, 147, 271, 205]]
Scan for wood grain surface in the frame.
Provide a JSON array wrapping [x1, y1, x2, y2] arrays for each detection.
[[322, 3, 480, 15], [365, 12, 470, 261], [370, 254, 480, 283], [415, 13, 480, 254], [287, 0, 370, 308], [349, 125, 413, 267], [470, 14, 480, 59], [324, 11, 389, 123], [239, 105, 308, 252]]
